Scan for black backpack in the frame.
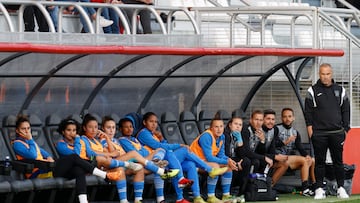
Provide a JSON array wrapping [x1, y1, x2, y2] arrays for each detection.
[[245, 176, 277, 201]]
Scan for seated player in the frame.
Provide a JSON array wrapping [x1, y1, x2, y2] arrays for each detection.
[[190, 117, 238, 203], [275, 108, 315, 196]]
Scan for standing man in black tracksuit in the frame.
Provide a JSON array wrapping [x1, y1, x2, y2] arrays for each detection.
[[304, 63, 350, 200]]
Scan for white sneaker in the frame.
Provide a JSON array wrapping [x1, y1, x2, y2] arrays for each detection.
[[235, 195, 245, 203], [314, 188, 326, 200], [337, 186, 349, 199], [126, 162, 143, 172], [99, 16, 113, 27]]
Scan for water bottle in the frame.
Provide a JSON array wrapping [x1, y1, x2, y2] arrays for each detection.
[[264, 164, 270, 177], [249, 173, 265, 179], [4, 156, 10, 168], [4, 156, 11, 175]]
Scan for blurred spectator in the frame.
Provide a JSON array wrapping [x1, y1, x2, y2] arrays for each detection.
[[4, 4, 20, 12], [122, 0, 152, 34], [47, 2, 59, 31], [23, 1, 49, 32], [55, 0, 113, 33], [91, 0, 122, 34]]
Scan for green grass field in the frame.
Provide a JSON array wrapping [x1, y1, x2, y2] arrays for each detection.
[[93, 194, 360, 203], [257, 194, 360, 203]]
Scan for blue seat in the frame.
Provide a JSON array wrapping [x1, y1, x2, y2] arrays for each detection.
[[160, 112, 185, 144], [178, 111, 199, 145]]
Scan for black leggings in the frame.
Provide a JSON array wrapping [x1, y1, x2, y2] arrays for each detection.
[[231, 157, 251, 195], [53, 154, 96, 195]]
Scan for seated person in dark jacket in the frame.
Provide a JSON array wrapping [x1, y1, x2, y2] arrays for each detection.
[[237, 110, 273, 176], [224, 116, 250, 203], [275, 107, 315, 196], [257, 109, 288, 186], [238, 109, 288, 187]]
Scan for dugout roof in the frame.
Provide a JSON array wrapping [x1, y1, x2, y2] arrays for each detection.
[[0, 42, 343, 121]]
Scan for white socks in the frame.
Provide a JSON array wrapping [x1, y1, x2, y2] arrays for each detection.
[[157, 168, 165, 175], [92, 167, 107, 179], [78, 194, 88, 203]]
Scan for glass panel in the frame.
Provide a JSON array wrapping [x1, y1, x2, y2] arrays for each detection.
[[172, 55, 232, 76], [88, 78, 157, 117], [0, 52, 18, 61], [0, 53, 71, 75], [26, 78, 102, 119], [200, 77, 258, 115], [0, 77, 40, 117], [56, 54, 132, 76], [117, 55, 186, 76], [221, 56, 282, 75], [144, 78, 201, 118]]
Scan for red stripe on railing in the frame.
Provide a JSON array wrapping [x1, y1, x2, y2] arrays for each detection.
[[0, 43, 344, 56]]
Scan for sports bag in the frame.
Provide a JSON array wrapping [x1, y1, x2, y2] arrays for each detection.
[[245, 176, 277, 201]]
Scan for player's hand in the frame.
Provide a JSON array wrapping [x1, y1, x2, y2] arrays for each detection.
[[154, 131, 164, 141], [307, 126, 313, 138], [265, 156, 273, 167], [255, 129, 265, 143], [109, 150, 120, 158], [97, 130, 108, 140], [180, 144, 190, 150], [288, 135, 296, 142], [228, 158, 238, 171], [18, 131, 32, 140], [237, 159, 243, 171], [45, 157, 55, 162]]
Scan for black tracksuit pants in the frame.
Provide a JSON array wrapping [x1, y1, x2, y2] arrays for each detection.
[[53, 154, 96, 195], [231, 156, 251, 196], [311, 131, 346, 189]]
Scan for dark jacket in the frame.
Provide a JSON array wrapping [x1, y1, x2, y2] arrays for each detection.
[[304, 79, 350, 133], [276, 124, 308, 157], [235, 124, 266, 162], [255, 126, 278, 161]]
